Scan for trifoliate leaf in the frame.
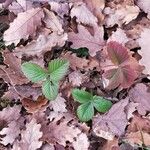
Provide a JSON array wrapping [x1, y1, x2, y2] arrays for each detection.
[[42, 80, 59, 100], [48, 59, 69, 82], [72, 89, 93, 103], [21, 62, 48, 82], [77, 102, 94, 122], [93, 96, 112, 113]]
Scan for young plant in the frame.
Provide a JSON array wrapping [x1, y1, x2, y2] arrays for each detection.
[[21, 59, 69, 100], [72, 89, 112, 122]]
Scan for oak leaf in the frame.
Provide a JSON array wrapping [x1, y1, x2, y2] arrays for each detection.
[[129, 83, 150, 115], [70, 2, 98, 26], [93, 98, 129, 139], [68, 25, 104, 57], [4, 7, 44, 45]]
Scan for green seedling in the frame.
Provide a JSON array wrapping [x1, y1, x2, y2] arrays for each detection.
[[21, 59, 69, 100], [72, 89, 112, 122]]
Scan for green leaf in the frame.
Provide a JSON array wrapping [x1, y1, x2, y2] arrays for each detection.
[[42, 80, 59, 100], [77, 102, 94, 122], [72, 89, 93, 103], [93, 96, 112, 113], [48, 59, 69, 82], [21, 62, 48, 82]]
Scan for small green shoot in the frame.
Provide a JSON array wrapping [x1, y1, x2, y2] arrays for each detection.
[[72, 89, 112, 122], [21, 59, 69, 100]]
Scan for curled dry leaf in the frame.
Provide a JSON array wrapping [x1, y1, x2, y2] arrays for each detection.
[[107, 28, 129, 45], [70, 2, 98, 26], [129, 83, 150, 115], [103, 41, 143, 89], [93, 98, 129, 140], [104, 5, 139, 27], [124, 131, 150, 147], [14, 32, 67, 58], [68, 25, 104, 57], [4, 7, 44, 46], [22, 96, 48, 113]]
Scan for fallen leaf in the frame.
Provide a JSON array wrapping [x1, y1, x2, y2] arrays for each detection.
[[103, 41, 143, 89], [129, 83, 150, 115], [68, 25, 105, 57], [104, 5, 139, 27], [22, 96, 48, 113], [49, 94, 67, 113], [13, 118, 43, 150], [14, 32, 67, 58], [137, 0, 150, 19], [68, 71, 83, 86], [0, 51, 29, 85], [70, 2, 98, 26], [93, 98, 129, 139], [138, 28, 150, 75], [4, 7, 44, 45], [61, 52, 89, 70], [124, 131, 150, 147]]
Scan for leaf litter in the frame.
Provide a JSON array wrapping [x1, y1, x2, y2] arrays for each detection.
[[0, 0, 150, 149]]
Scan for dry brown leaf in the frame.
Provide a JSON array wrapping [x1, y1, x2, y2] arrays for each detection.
[[2, 85, 41, 101], [137, 0, 150, 19], [124, 131, 150, 147], [68, 25, 104, 57], [22, 96, 48, 113], [0, 51, 29, 85], [70, 2, 98, 26], [138, 28, 150, 75], [104, 5, 139, 27], [13, 118, 43, 150], [49, 94, 67, 113], [127, 115, 150, 133], [129, 83, 150, 115], [68, 71, 83, 86], [43, 8, 63, 34], [14, 32, 67, 58], [4, 7, 44, 45], [61, 52, 89, 70], [93, 98, 129, 139]]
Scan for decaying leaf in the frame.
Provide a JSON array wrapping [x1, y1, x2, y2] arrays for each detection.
[[68, 25, 104, 57], [124, 131, 150, 147], [4, 8, 44, 45], [49, 94, 67, 112], [0, 51, 29, 85], [103, 41, 143, 89], [70, 2, 98, 26], [104, 5, 139, 27], [138, 28, 150, 75], [13, 118, 43, 150], [93, 98, 129, 139], [14, 32, 67, 58], [129, 83, 150, 115]]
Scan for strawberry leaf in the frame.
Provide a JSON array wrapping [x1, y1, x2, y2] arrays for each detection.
[[48, 59, 69, 82], [93, 96, 112, 113], [77, 102, 94, 122], [72, 89, 93, 103], [21, 62, 48, 82], [42, 80, 59, 100]]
